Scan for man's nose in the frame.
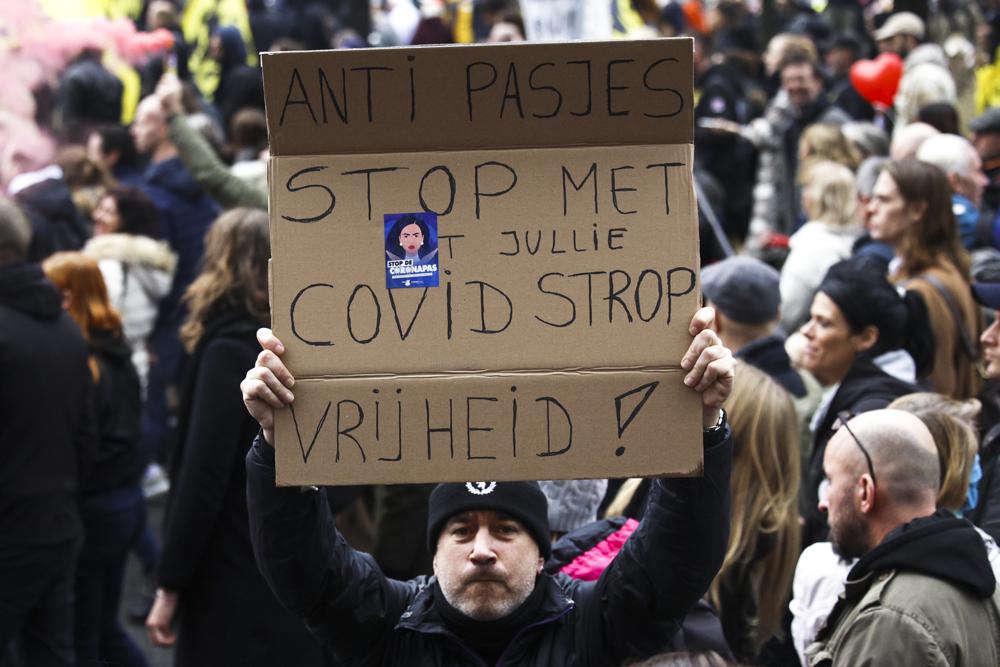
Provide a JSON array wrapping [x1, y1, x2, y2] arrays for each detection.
[[469, 527, 497, 563]]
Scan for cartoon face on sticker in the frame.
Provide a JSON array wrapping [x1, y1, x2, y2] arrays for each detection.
[[385, 212, 440, 289]]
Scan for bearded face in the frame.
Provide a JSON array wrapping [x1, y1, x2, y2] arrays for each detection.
[[433, 510, 541, 621]]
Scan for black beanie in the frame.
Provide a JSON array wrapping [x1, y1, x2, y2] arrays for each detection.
[[426, 481, 551, 559]]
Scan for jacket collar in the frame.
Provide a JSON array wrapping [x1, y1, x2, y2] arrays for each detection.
[[396, 574, 574, 637]]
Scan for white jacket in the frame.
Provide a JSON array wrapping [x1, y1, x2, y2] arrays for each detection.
[[84, 233, 176, 393]]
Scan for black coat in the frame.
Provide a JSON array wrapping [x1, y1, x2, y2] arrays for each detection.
[[246, 427, 733, 666], [801, 358, 918, 546], [83, 329, 144, 494], [158, 307, 324, 666], [0, 262, 94, 555], [970, 422, 1000, 542]]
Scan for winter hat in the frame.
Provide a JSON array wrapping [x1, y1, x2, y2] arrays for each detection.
[[537, 479, 608, 534], [427, 481, 551, 558], [701, 256, 781, 325]]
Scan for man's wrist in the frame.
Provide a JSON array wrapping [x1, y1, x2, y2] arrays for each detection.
[[703, 408, 724, 431]]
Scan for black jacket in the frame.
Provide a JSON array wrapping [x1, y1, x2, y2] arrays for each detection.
[[737, 335, 806, 398], [246, 426, 733, 665], [971, 422, 1000, 542], [83, 329, 144, 494], [801, 358, 918, 546], [14, 176, 90, 262], [0, 262, 94, 553], [159, 307, 324, 666]]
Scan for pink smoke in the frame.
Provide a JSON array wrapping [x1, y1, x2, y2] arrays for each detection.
[[0, 0, 174, 187]]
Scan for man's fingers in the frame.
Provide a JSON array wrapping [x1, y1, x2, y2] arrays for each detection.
[[694, 354, 735, 394], [688, 306, 716, 337], [256, 348, 295, 388], [681, 328, 723, 374], [242, 368, 293, 407], [257, 327, 286, 355]]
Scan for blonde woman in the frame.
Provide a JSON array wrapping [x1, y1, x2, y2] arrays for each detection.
[[889, 392, 980, 513], [797, 123, 861, 180], [780, 161, 861, 333], [709, 362, 801, 661], [145, 209, 324, 666]]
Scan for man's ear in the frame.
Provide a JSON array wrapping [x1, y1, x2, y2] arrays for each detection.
[[537, 556, 544, 574], [858, 475, 876, 514]]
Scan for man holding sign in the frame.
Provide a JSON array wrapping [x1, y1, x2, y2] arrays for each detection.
[[240, 305, 733, 665]]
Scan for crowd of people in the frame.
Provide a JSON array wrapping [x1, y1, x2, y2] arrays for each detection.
[[4, 0, 1000, 666]]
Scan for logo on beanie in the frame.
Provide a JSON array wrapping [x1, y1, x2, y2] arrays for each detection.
[[465, 481, 496, 495]]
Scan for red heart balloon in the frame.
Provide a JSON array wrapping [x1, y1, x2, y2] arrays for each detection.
[[850, 53, 903, 108]]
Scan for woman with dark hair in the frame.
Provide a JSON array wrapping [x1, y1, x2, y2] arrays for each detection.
[[385, 213, 438, 262], [41, 252, 148, 667], [145, 208, 323, 667], [83, 185, 175, 393], [795, 255, 932, 546], [868, 158, 982, 399]]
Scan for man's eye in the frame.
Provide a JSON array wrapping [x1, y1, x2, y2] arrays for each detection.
[[497, 524, 519, 535], [451, 526, 471, 537]]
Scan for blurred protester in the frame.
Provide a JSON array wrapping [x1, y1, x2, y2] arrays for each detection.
[[916, 101, 961, 136], [42, 252, 148, 667], [869, 159, 982, 399], [0, 199, 94, 666], [8, 159, 90, 263], [889, 121, 940, 160], [781, 161, 861, 333], [805, 410, 1000, 666], [851, 156, 895, 268], [971, 282, 1000, 541], [55, 145, 113, 222], [87, 124, 145, 187], [889, 392, 981, 514], [895, 45, 958, 136], [709, 362, 800, 662], [874, 11, 925, 58], [794, 256, 932, 545], [701, 256, 815, 412], [83, 186, 175, 396], [752, 54, 851, 241], [131, 91, 220, 473], [972, 108, 1000, 233], [209, 26, 265, 130], [57, 47, 124, 144], [138, 0, 192, 99], [797, 124, 861, 180], [145, 209, 324, 666], [917, 133, 990, 249], [841, 122, 889, 161], [155, 75, 267, 211], [824, 33, 874, 121], [228, 108, 269, 191], [538, 479, 607, 543]]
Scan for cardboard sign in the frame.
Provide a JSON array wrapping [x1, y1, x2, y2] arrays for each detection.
[[262, 39, 702, 486]]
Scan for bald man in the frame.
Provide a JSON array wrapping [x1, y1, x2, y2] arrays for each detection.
[[806, 410, 1000, 666]]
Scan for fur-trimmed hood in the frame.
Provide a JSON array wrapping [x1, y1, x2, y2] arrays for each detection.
[[84, 233, 177, 274]]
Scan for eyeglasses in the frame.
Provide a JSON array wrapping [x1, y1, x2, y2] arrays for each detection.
[[836, 410, 877, 488]]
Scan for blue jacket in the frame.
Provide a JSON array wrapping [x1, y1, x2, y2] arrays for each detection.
[[246, 427, 732, 666], [140, 157, 219, 322]]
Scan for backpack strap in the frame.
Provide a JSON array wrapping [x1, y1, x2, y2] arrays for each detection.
[[913, 274, 979, 360]]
